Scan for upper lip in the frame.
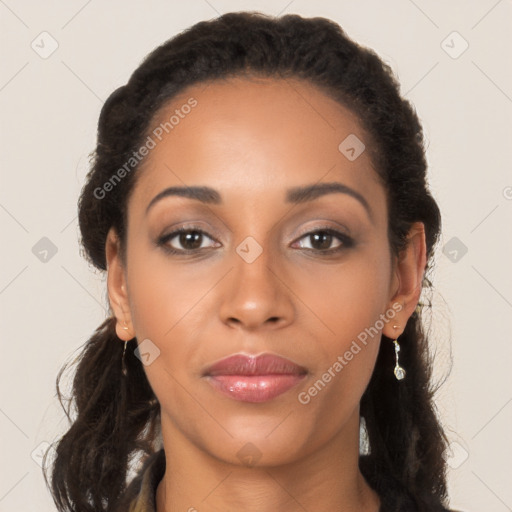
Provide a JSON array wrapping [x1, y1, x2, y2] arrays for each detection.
[[203, 353, 308, 377]]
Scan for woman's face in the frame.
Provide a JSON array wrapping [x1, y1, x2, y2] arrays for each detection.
[[107, 76, 418, 467]]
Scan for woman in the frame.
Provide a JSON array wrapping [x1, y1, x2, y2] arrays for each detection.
[[44, 11, 458, 512]]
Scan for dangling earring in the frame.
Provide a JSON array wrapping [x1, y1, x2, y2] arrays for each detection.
[[121, 340, 128, 376], [359, 416, 370, 455], [392, 324, 406, 381], [121, 321, 129, 377]]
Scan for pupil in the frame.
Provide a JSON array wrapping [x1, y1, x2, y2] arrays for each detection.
[[181, 231, 202, 249], [312, 232, 331, 250]]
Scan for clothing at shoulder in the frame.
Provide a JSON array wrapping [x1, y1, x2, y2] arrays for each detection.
[[121, 448, 166, 512]]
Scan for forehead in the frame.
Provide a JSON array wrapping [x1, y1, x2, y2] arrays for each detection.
[[129, 76, 382, 214]]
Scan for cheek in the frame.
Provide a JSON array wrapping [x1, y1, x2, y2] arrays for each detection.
[[294, 243, 392, 345], [124, 249, 222, 403], [291, 244, 391, 417], [125, 246, 218, 339]]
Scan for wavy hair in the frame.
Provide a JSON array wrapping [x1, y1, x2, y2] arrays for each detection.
[[44, 11, 449, 512]]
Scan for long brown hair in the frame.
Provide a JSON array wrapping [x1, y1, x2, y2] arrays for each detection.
[[44, 11, 449, 512]]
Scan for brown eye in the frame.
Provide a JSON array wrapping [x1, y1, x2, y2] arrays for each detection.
[[158, 227, 220, 254], [176, 230, 204, 250], [306, 231, 338, 251], [292, 228, 354, 254]]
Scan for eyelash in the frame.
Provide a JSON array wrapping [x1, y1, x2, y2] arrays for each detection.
[[156, 224, 354, 256]]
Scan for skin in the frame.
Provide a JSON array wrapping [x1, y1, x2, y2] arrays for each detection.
[[106, 76, 426, 512]]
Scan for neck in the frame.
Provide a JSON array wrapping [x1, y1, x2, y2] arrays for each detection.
[[156, 410, 380, 512]]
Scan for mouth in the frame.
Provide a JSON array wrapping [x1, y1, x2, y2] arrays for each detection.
[[202, 353, 308, 403]]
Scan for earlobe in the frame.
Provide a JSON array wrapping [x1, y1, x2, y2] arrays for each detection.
[[383, 222, 427, 339], [105, 227, 134, 341]]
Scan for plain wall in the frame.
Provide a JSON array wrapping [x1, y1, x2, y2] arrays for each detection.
[[1, 1, 511, 510]]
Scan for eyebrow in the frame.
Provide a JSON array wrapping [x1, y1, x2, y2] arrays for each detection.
[[145, 182, 372, 219]]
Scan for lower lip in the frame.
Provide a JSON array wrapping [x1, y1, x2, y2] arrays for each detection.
[[205, 374, 306, 403]]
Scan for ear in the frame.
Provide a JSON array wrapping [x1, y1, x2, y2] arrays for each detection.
[[105, 227, 135, 341], [382, 222, 427, 339]]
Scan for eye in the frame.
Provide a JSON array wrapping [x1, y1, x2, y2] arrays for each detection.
[[292, 228, 354, 254], [157, 226, 220, 254], [156, 225, 354, 256]]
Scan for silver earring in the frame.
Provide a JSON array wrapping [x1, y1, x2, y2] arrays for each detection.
[[393, 339, 406, 380], [359, 416, 370, 455], [392, 325, 406, 381]]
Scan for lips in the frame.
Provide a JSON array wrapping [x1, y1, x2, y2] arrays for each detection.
[[203, 353, 307, 403], [203, 353, 307, 377]]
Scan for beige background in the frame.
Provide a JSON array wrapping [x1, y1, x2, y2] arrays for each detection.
[[1, 1, 511, 510]]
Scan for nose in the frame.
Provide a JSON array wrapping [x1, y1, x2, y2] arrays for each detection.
[[218, 244, 295, 332]]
